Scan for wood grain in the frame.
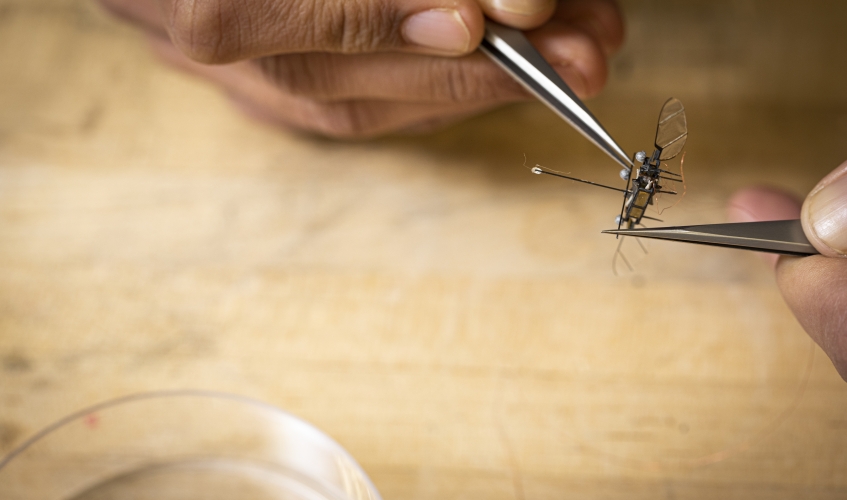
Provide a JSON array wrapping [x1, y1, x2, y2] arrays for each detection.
[[1, 1, 847, 498]]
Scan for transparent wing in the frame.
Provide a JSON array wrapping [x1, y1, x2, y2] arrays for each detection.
[[655, 97, 687, 160]]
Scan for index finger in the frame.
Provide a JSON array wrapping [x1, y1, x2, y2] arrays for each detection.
[[154, 0, 488, 63]]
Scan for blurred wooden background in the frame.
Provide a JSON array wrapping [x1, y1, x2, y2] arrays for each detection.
[[2, 0, 847, 498]]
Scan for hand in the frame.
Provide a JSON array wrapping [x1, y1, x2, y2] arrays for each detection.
[[728, 163, 847, 381], [97, 0, 624, 138]]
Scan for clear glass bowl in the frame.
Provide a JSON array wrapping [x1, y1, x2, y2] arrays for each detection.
[[0, 391, 382, 500]]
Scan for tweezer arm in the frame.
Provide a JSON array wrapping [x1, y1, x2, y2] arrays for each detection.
[[602, 220, 819, 256], [479, 20, 632, 169]]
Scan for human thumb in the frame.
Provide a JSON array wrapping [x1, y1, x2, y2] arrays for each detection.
[[802, 161, 847, 257]]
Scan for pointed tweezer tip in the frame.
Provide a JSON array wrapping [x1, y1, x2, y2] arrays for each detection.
[[602, 227, 679, 239]]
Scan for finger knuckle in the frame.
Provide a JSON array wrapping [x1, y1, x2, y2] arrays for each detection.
[[558, 0, 625, 54], [310, 102, 380, 139], [582, 66, 607, 98], [167, 0, 241, 63], [322, 1, 397, 53], [439, 60, 476, 101], [257, 55, 337, 100], [435, 58, 510, 102], [566, 31, 608, 96]]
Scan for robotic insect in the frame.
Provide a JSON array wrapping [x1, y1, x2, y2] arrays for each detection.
[[615, 97, 687, 230], [532, 97, 688, 226], [530, 98, 688, 270]]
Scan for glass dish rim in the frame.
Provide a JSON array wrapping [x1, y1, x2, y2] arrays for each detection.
[[0, 388, 377, 496]]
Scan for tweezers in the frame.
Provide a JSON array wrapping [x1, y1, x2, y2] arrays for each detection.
[[479, 23, 816, 257], [480, 20, 632, 170], [602, 219, 819, 256]]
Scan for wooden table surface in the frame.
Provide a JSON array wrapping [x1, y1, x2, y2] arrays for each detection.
[[2, 0, 847, 498]]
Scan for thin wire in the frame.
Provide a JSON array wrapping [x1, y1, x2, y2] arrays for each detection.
[[612, 237, 632, 276], [634, 236, 648, 254], [532, 165, 629, 194], [616, 167, 633, 234]]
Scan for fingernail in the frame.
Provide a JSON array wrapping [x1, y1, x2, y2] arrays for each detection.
[[555, 64, 588, 97], [489, 0, 553, 17], [807, 172, 847, 254], [403, 9, 470, 54]]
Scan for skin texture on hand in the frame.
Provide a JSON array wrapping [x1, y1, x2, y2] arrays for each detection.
[[728, 165, 847, 382], [97, 0, 624, 138]]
